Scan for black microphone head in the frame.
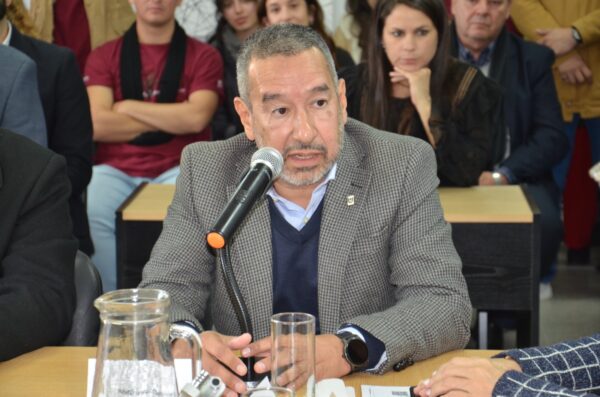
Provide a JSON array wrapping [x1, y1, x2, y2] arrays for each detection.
[[251, 147, 284, 178]]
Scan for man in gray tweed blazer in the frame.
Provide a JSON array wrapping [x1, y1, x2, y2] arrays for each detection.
[[140, 24, 471, 395]]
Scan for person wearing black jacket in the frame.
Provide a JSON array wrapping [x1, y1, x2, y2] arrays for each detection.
[[450, 0, 567, 287], [210, 0, 261, 140], [0, 129, 77, 361], [341, 0, 505, 187], [4, 2, 94, 255]]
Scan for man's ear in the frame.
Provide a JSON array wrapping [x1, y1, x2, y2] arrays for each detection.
[[234, 97, 255, 141], [338, 78, 348, 124]]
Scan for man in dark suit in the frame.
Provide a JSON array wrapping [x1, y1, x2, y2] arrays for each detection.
[[2, 2, 94, 255], [0, 45, 46, 146], [449, 0, 568, 295], [0, 128, 77, 361]]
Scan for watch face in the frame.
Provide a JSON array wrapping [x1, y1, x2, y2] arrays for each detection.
[[348, 338, 369, 365]]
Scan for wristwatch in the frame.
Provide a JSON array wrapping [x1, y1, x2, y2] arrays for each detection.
[[336, 331, 369, 372], [491, 171, 504, 185], [571, 27, 583, 45]]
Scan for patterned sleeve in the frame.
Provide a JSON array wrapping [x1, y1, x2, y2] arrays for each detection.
[[493, 334, 600, 396]]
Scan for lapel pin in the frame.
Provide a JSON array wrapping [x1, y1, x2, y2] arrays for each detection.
[[347, 195, 355, 206]]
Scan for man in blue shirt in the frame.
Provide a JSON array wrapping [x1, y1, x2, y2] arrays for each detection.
[[141, 24, 472, 396]]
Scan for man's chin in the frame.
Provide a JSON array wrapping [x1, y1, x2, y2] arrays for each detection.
[[280, 167, 329, 187]]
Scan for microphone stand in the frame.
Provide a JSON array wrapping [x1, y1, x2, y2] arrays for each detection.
[[215, 246, 259, 386]]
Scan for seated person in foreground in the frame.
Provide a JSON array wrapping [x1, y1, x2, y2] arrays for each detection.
[[414, 333, 600, 397], [5, 0, 95, 256], [140, 24, 471, 396], [341, 0, 505, 187], [0, 128, 77, 361]]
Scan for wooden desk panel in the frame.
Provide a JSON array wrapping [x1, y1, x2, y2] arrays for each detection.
[[439, 186, 533, 223], [0, 347, 500, 396]]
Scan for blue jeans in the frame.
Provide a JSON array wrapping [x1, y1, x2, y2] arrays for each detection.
[[88, 164, 179, 292], [553, 115, 600, 191]]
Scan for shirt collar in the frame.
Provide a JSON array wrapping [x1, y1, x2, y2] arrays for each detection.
[[1, 22, 13, 46], [457, 39, 496, 68], [266, 163, 337, 210]]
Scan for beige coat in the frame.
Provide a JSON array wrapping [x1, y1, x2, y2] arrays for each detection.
[[511, 0, 600, 121], [28, 0, 134, 50]]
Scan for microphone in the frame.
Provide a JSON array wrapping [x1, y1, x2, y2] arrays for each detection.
[[207, 147, 284, 249]]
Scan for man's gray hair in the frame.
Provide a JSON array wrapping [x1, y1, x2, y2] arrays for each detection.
[[236, 24, 338, 106]]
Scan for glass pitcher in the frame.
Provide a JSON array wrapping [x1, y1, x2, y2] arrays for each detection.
[[92, 289, 202, 397]]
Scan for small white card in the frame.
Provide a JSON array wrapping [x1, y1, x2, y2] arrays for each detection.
[[253, 376, 355, 397], [86, 358, 193, 397], [361, 385, 412, 397]]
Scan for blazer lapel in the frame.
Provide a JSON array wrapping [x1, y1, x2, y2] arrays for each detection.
[[489, 27, 517, 148], [227, 153, 274, 338], [318, 134, 371, 333]]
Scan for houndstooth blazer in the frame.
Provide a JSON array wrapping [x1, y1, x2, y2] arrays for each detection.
[[494, 333, 600, 396], [139, 118, 472, 373]]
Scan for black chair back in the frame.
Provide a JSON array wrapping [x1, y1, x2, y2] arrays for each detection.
[[62, 251, 103, 346]]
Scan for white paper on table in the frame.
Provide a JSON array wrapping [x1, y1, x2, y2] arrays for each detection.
[[86, 358, 193, 397], [361, 384, 412, 397]]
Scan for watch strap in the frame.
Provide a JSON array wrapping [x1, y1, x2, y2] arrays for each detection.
[[572, 26, 583, 44]]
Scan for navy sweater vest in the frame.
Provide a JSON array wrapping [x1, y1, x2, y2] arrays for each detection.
[[268, 197, 324, 334]]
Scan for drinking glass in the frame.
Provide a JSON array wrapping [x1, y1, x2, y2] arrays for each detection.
[[270, 312, 315, 397]]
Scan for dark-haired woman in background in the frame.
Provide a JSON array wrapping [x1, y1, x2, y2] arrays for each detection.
[[342, 0, 505, 186], [258, 0, 355, 70], [334, 0, 376, 63], [210, 0, 261, 139]]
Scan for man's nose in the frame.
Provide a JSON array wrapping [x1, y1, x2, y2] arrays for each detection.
[[292, 109, 316, 142], [473, 0, 491, 14]]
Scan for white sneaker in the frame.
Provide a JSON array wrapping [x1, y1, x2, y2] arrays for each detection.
[[540, 283, 553, 301]]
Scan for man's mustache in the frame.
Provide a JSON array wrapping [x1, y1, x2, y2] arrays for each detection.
[[282, 144, 327, 158]]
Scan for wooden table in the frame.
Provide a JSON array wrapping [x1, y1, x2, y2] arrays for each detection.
[[116, 184, 539, 348], [0, 347, 500, 396]]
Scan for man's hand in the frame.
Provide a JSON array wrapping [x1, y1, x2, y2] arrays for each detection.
[[243, 334, 352, 385], [478, 172, 508, 186], [315, 334, 352, 379], [173, 331, 251, 397], [536, 28, 577, 57], [558, 53, 593, 85], [413, 357, 522, 397]]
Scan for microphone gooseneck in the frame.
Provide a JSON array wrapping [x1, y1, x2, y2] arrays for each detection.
[[206, 147, 283, 386]]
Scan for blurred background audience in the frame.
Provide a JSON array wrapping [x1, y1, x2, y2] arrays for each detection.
[[342, 0, 505, 187], [258, 0, 355, 70]]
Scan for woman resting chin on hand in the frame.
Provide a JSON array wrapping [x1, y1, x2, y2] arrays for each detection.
[[341, 0, 506, 187]]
